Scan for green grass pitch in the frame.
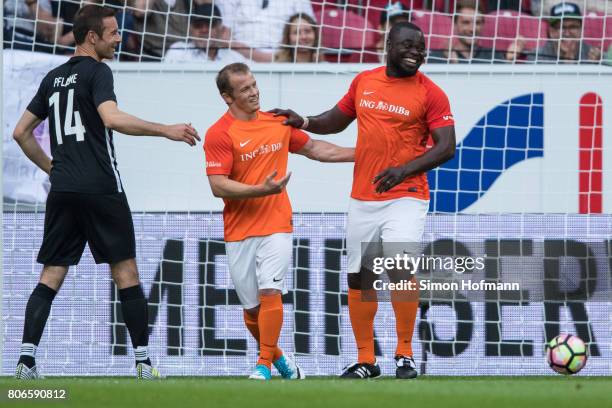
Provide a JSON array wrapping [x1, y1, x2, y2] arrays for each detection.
[[1, 377, 611, 408]]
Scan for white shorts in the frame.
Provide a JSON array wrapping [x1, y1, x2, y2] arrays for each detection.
[[225, 232, 292, 309], [346, 197, 429, 274]]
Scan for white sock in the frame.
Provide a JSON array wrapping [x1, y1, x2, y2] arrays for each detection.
[[20, 343, 37, 358], [134, 346, 149, 363]]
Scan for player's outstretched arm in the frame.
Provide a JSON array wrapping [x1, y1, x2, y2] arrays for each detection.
[[97, 101, 200, 146], [373, 125, 456, 194], [13, 110, 52, 175], [208, 170, 291, 199], [295, 139, 355, 163], [269, 106, 354, 135]]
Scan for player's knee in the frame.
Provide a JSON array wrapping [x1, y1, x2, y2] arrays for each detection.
[[112, 271, 139, 289], [348, 269, 378, 290], [111, 258, 139, 289], [39, 265, 68, 291], [244, 305, 260, 317]]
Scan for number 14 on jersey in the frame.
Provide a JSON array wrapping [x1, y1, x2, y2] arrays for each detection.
[[49, 89, 86, 145]]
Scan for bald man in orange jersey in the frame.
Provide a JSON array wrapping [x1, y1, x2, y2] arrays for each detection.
[[205, 63, 354, 381], [272, 22, 456, 379]]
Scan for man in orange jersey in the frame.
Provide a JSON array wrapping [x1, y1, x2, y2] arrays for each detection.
[[204, 63, 354, 380], [271, 22, 456, 379]]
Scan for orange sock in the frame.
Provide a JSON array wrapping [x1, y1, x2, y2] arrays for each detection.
[[348, 288, 378, 364], [243, 309, 282, 362], [391, 291, 418, 358], [256, 294, 283, 368]]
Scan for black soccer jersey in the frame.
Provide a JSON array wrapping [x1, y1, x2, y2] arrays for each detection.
[[27, 56, 123, 194]]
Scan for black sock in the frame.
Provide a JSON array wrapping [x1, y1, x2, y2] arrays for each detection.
[[19, 283, 57, 368], [119, 285, 151, 366]]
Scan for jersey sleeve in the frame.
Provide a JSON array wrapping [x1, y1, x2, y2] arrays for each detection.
[[204, 128, 234, 175], [26, 78, 49, 120], [425, 80, 455, 130], [336, 72, 363, 118], [289, 128, 310, 153], [91, 63, 117, 108]]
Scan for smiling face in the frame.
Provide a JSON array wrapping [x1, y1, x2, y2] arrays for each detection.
[[288, 16, 316, 51], [92, 16, 121, 60], [386, 26, 426, 77], [453, 7, 484, 47], [548, 18, 582, 58], [222, 71, 260, 115]]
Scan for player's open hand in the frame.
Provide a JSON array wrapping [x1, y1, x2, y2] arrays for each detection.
[[373, 166, 408, 194], [268, 108, 304, 128], [164, 123, 201, 146], [261, 170, 292, 195]]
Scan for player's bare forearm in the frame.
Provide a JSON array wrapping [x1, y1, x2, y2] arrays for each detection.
[[98, 104, 165, 136], [208, 171, 291, 199], [98, 101, 199, 145], [270, 106, 354, 134], [403, 126, 456, 175], [307, 107, 354, 134], [15, 133, 53, 175], [297, 139, 355, 162], [374, 125, 456, 193], [13, 111, 52, 175], [208, 177, 269, 199]]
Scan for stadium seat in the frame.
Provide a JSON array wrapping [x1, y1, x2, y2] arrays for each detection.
[[340, 0, 423, 28], [583, 12, 612, 50], [479, 10, 547, 52], [315, 7, 378, 62], [428, 0, 456, 13], [346, 50, 382, 63], [410, 10, 452, 50]]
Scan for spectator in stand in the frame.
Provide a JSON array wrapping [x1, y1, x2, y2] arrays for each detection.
[[376, 1, 410, 60], [132, 0, 210, 61], [274, 13, 320, 62], [6, 0, 137, 57], [4, 0, 61, 52], [511, 2, 601, 62], [428, 0, 507, 63], [215, 0, 315, 62], [164, 3, 245, 63], [45, 0, 135, 56], [532, 0, 610, 16], [48, 0, 78, 50]]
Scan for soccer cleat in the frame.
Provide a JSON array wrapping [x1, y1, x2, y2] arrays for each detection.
[[248, 364, 272, 380], [273, 353, 306, 380], [136, 363, 164, 380], [340, 361, 381, 379], [395, 356, 418, 379], [15, 363, 41, 380]]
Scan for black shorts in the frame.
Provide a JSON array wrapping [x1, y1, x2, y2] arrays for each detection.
[[37, 192, 136, 266]]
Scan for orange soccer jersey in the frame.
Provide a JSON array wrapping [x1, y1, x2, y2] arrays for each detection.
[[337, 67, 455, 201], [204, 111, 310, 242]]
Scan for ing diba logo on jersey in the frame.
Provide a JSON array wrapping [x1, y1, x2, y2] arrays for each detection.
[[240, 142, 283, 162], [359, 97, 411, 117]]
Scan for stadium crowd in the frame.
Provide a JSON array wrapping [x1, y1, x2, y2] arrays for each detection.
[[3, 0, 612, 63]]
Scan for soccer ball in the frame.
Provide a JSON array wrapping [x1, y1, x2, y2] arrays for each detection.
[[546, 334, 588, 375]]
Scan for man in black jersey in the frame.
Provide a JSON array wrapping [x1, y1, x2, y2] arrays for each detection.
[[12, 4, 200, 380]]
